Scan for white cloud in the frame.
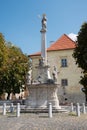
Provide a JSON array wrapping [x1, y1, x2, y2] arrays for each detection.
[[37, 14, 41, 19], [68, 33, 77, 42]]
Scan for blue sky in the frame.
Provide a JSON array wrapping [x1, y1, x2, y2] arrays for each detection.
[[0, 0, 87, 55]]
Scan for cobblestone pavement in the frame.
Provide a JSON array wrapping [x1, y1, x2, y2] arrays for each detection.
[[0, 112, 87, 130]]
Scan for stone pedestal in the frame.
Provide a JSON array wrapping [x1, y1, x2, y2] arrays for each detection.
[[25, 14, 62, 112], [25, 83, 61, 112]]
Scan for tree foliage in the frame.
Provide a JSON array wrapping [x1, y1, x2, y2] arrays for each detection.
[[73, 22, 87, 102], [0, 33, 7, 95], [0, 33, 29, 99], [0, 33, 6, 67], [73, 23, 87, 71]]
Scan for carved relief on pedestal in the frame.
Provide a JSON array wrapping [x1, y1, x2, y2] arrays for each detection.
[[36, 87, 47, 108]]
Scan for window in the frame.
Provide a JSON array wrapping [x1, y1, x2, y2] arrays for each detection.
[[61, 58, 67, 67], [61, 79, 68, 86], [61, 79, 68, 95]]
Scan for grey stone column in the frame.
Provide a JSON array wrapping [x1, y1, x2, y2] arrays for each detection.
[[71, 103, 74, 112], [48, 103, 52, 118], [40, 14, 47, 65], [16, 103, 20, 117], [76, 103, 80, 116], [82, 103, 86, 114], [3, 103, 6, 115], [10, 103, 14, 113]]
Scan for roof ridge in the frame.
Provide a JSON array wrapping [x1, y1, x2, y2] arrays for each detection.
[[49, 33, 76, 47], [29, 34, 76, 57], [64, 34, 76, 44]]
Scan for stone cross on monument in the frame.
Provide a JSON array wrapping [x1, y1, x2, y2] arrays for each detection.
[[40, 14, 47, 65]]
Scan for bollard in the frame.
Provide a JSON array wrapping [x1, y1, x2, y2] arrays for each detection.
[[16, 103, 20, 117], [76, 103, 80, 117], [10, 103, 14, 113], [71, 103, 74, 112], [48, 103, 52, 118], [82, 103, 86, 114], [3, 103, 6, 115]]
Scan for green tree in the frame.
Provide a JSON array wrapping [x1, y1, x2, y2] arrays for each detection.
[[0, 34, 29, 99], [0, 33, 6, 67], [0, 33, 7, 96], [73, 22, 87, 103], [3, 43, 29, 99]]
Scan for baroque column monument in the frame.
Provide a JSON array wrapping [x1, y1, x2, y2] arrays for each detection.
[[25, 14, 61, 112]]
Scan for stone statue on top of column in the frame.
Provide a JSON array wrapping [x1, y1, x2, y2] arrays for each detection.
[[41, 14, 47, 31]]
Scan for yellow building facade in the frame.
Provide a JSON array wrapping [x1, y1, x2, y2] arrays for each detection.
[[30, 34, 85, 104]]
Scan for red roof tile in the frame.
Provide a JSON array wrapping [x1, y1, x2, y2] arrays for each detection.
[[29, 34, 76, 57], [47, 34, 76, 51], [29, 52, 41, 57]]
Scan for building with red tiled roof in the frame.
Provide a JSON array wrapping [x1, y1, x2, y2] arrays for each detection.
[[29, 34, 85, 104], [30, 34, 76, 57], [47, 34, 76, 51]]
